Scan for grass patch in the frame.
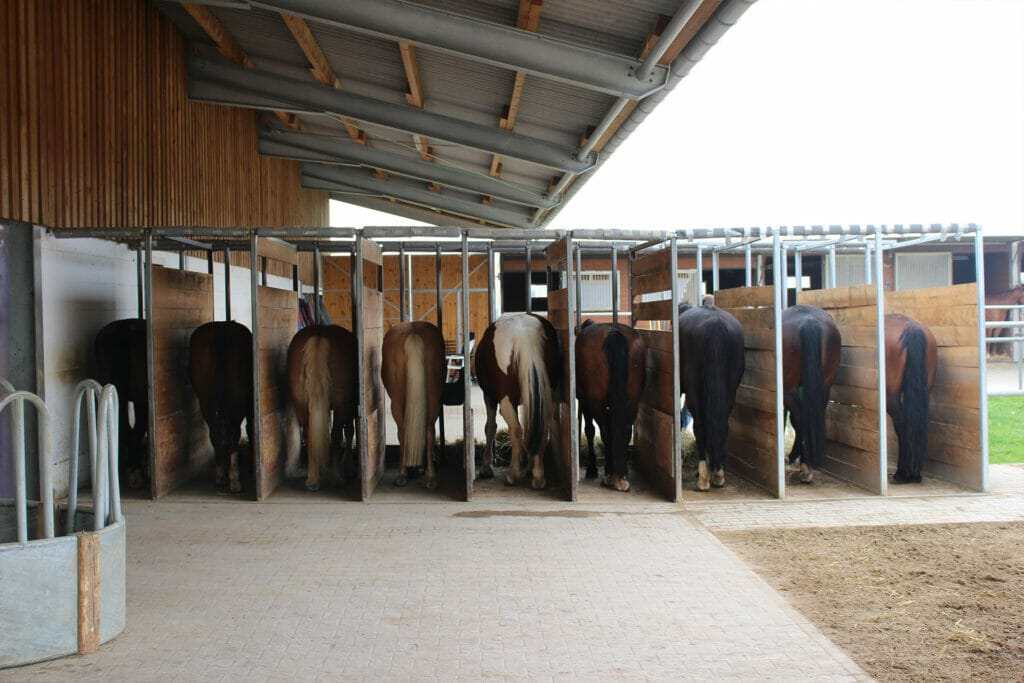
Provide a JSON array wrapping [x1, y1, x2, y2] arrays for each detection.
[[988, 395, 1024, 464]]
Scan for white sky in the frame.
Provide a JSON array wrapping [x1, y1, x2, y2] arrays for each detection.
[[330, 0, 1024, 236]]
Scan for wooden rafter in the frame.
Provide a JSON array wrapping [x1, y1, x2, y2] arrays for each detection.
[[397, 41, 437, 184], [485, 0, 543, 205], [281, 14, 367, 145]]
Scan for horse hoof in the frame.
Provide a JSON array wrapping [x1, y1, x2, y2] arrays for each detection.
[[504, 475, 517, 487], [531, 477, 546, 490], [695, 481, 711, 492], [394, 475, 408, 487], [479, 467, 494, 480], [892, 471, 922, 485], [799, 472, 814, 484], [229, 483, 242, 494], [425, 478, 437, 490], [305, 481, 320, 492], [711, 469, 726, 488]]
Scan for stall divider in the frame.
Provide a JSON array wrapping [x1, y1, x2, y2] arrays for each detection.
[[356, 237, 386, 501], [543, 236, 578, 501]]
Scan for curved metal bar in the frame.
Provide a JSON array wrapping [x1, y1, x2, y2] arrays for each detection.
[[69, 379, 103, 533], [94, 384, 120, 529], [0, 390, 54, 541]]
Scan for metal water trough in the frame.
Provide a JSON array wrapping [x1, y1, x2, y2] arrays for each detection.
[[0, 380, 126, 669]]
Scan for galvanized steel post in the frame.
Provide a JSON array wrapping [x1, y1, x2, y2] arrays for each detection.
[[975, 226, 990, 491], [524, 244, 532, 314], [399, 244, 407, 323], [670, 235, 682, 501], [711, 249, 719, 293], [744, 244, 752, 287], [574, 242, 582, 332], [224, 245, 232, 321], [461, 231, 473, 501], [874, 228, 888, 494], [144, 230, 157, 499], [772, 231, 786, 499], [611, 245, 619, 323]]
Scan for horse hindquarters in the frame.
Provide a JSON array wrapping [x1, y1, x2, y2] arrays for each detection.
[[894, 326, 932, 483], [796, 321, 827, 479]]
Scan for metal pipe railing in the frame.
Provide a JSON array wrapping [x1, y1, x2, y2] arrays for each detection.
[[0, 390, 53, 542], [68, 380, 121, 533]]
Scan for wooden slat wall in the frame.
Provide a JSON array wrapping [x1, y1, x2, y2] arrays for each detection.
[[629, 246, 677, 500], [1, 0, 329, 230], [800, 285, 883, 493], [884, 284, 982, 490], [151, 265, 214, 498], [720, 286, 781, 496], [255, 285, 295, 501]]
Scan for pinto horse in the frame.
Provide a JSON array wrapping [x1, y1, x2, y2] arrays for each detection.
[[985, 285, 1024, 357], [189, 321, 253, 494], [575, 321, 646, 491], [286, 324, 358, 492], [381, 321, 446, 488], [95, 318, 148, 489], [885, 313, 938, 484], [475, 313, 560, 489], [677, 302, 746, 491], [781, 305, 842, 483]]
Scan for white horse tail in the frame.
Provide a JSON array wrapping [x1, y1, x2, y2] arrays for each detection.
[[302, 335, 332, 481], [516, 332, 552, 457], [401, 333, 427, 469]]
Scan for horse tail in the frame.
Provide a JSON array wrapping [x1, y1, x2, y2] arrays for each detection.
[[518, 334, 552, 457], [701, 319, 731, 469], [212, 329, 231, 448], [400, 333, 428, 469], [603, 331, 630, 471], [900, 325, 931, 477], [799, 320, 827, 468], [302, 335, 333, 480]]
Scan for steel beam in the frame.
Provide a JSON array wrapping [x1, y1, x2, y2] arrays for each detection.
[[189, 57, 594, 174], [259, 130, 559, 209], [238, 0, 668, 98]]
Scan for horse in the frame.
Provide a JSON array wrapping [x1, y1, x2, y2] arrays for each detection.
[[381, 321, 446, 488], [677, 302, 746, 491], [781, 305, 842, 483], [575, 321, 647, 491], [189, 321, 253, 494], [94, 318, 148, 489], [475, 313, 560, 489], [286, 324, 359, 492], [985, 285, 1024, 358], [884, 313, 938, 484]]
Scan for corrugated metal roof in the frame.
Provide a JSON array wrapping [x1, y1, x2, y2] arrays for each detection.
[[156, 0, 755, 228]]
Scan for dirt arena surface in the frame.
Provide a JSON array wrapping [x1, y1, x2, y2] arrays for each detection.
[[718, 522, 1024, 682]]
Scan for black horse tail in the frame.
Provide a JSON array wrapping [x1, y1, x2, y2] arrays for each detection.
[[213, 327, 231, 450], [900, 325, 931, 478], [799, 320, 827, 468], [702, 319, 731, 471], [603, 331, 630, 475]]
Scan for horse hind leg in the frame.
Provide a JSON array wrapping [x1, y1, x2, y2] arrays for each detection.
[[424, 422, 437, 490], [583, 412, 597, 479], [479, 398, 498, 480], [498, 398, 524, 485]]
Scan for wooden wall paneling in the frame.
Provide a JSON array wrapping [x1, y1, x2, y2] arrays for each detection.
[[150, 265, 215, 498], [255, 284, 295, 501], [360, 287, 385, 500]]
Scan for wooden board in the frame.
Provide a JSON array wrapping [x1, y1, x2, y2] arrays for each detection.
[[632, 403, 676, 500], [546, 237, 576, 501], [360, 282, 386, 501], [150, 266, 213, 498], [715, 286, 775, 309], [255, 284, 295, 501]]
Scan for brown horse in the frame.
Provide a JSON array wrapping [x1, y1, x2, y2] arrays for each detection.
[[781, 305, 842, 483], [985, 285, 1024, 357], [575, 321, 646, 491], [884, 313, 938, 484], [189, 321, 253, 494], [381, 321, 446, 488], [286, 324, 358, 492], [94, 318, 148, 489], [475, 313, 560, 489], [678, 302, 746, 491]]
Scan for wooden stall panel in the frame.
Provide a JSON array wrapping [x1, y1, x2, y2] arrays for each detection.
[[721, 286, 780, 497], [151, 266, 213, 498], [800, 285, 882, 494], [885, 283, 982, 490], [359, 239, 386, 501], [256, 285, 295, 501], [545, 284, 575, 500]]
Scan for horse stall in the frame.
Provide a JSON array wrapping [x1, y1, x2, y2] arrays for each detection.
[[543, 236, 579, 501], [627, 238, 682, 501]]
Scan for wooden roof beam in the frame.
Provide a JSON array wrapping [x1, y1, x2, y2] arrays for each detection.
[[281, 13, 367, 144]]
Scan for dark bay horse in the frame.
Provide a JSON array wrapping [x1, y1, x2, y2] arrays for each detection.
[[381, 321, 446, 488], [286, 324, 358, 492], [885, 313, 938, 484], [189, 321, 253, 494], [781, 305, 842, 483], [677, 303, 746, 491], [575, 321, 647, 491], [95, 318, 148, 489], [475, 313, 560, 489], [985, 285, 1024, 357]]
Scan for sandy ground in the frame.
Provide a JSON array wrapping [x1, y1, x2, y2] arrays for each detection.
[[718, 522, 1024, 682]]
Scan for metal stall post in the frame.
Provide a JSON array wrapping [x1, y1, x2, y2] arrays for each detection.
[[144, 230, 158, 499], [524, 244, 532, 314], [574, 243, 583, 332], [779, 240, 789, 309], [223, 246, 232, 321], [756, 254, 764, 286], [353, 238, 367, 499], [611, 245, 619, 324], [136, 243, 145, 319], [436, 243, 445, 458], [207, 249, 214, 276], [250, 232, 265, 500], [975, 226, 990, 492], [711, 249, 719, 294], [873, 228, 889, 495], [178, 249, 185, 271], [794, 249, 803, 299], [772, 230, 786, 499], [669, 235, 682, 502], [564, 234, 580, 501], [313, 246, 323, 325], [828, 244, 837, 288], [399, 244, 407, 323], [744, 244, 752, 287], [461, 232, 473, 502], [695, 243, 703, 303], [487, 243, 496, 323], [864, 242, 872, 285]]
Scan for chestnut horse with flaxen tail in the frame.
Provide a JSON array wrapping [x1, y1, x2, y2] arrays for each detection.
[[381, 321, 446, 489], [286, 324, 358, 492], [781, 305, 842, 484], [884, 313, 937, 484]]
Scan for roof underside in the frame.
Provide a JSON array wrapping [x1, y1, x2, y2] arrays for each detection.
[[156, 0, 755, 229]]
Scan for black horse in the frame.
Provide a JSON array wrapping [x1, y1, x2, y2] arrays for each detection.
[[678, 302, 746, 491], [95, 318, 148, 489]]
